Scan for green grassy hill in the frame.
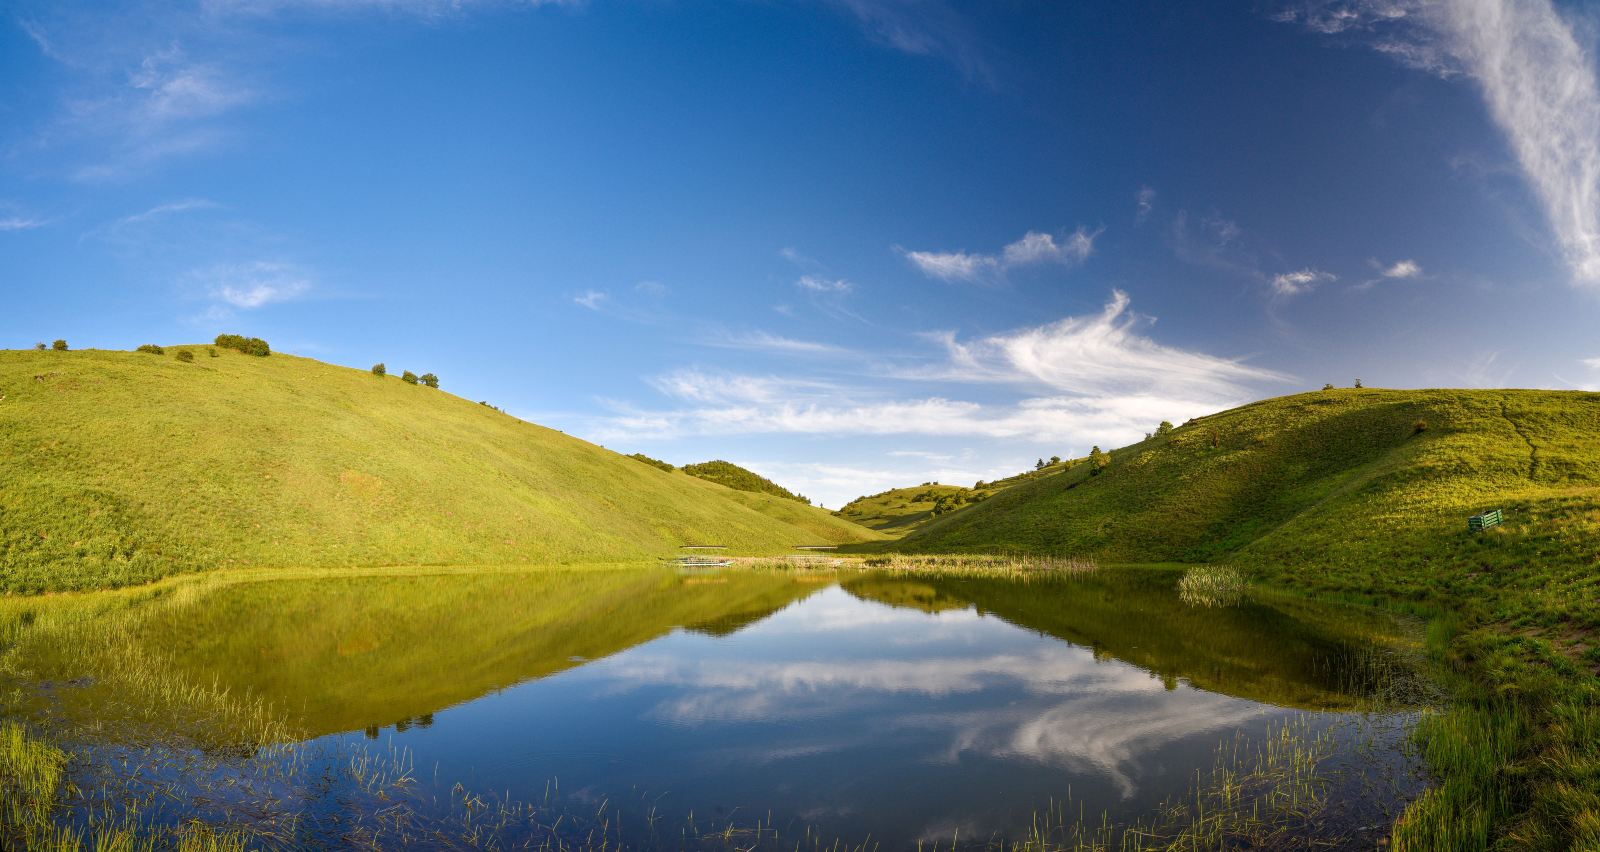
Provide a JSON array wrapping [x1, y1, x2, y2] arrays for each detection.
[[836, 484, 980, 534], [835, 461, 1081, 536], [0, 348, 881, 592], [680, 459, 811, 504], [899, 389, 1596, 592]]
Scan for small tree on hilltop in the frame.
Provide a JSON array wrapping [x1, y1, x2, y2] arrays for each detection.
[[1035, 458, 1045, 470], [371, 363, 386, 377], [1049, 455, 1061, 465], [401, 370, 419, 385], [1322, 383, 1335, 391], [1156, 420, 1174, 437], [33, 342, 45, 351], [1354, 378, 1364, 389], [51, 339, 68, 351], [420, 373, 439, 389]]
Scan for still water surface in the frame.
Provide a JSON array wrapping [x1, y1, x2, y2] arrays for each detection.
[[10, 567, 1432, 847]]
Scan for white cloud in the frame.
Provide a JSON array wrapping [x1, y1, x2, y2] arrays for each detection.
[[573, 290, 608, 310], [582, 292, 1289, 467], [1270, 268, 1336, 297], [1283, 0, 1600, 286], [1381, 259, 1422, 279], [920, 290, 1289, 399], [201, 261, 311, 309], [707, 331, 845, 355], [903, 248, 994, 282], [821, 0, 992, 83], [902, 227, 1100, 283], [0, 217, 48, 232], [1583, 356, 1600, 371], [797, 274, 853, 293], [1135, 185, 1156, 223]]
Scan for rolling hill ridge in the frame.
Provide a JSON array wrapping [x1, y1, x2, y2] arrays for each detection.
[[0, 347, 882, 592]]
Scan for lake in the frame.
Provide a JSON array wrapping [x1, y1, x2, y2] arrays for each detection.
[[0, 565, 1435, 848]]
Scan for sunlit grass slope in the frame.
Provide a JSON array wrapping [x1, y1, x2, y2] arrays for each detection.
[[0, 348, 881, 592], [900, 389, 1596, 598], [836, 484, 975, 534]]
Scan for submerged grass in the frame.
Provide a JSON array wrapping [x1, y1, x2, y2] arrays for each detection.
[[1175, 565, 1246, 608]]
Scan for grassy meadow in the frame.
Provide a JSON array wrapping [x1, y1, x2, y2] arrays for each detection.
[[0, 347, 882, 592]]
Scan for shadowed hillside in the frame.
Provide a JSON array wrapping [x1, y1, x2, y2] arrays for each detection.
[[0, 348, 881, 591]]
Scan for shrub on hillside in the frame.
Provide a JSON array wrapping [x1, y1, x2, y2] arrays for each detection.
[[207, 347, 219, 358], [1089, 446, 1110, 475], [135, 344, 164, 355], [372, 363, 386, 377], [1156, 420, 1174, 437], [51, 340, 68, 351], [1049, 455, 1061, 465], [420, 373, 439, 389], [214, 334, 270, 357], [1413, 419, 1429, 435], [33, 342, 45, 351], [1323, 383, 1335, 391], [175, 350, 195, 362], [401, 370, 419, 385]]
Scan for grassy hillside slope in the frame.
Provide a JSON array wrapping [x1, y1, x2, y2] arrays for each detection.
[[836, 461, 1079, 536], [836, 484, 978, 534], [893, 388, 1600, 849], [0, 348, 880, 592]]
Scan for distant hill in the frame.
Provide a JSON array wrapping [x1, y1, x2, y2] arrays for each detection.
[[836, 484, 982, 535], [834, 461, 1079, 536], [893, 388, 1599, 595], [681, 460, 811, 504], [0, 348, 881, 592]]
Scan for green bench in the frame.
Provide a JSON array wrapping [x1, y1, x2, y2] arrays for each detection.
[[1468, 509, 1503, 531]]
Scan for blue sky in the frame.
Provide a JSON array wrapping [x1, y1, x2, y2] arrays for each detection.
[[5, 0, 1600, 507]]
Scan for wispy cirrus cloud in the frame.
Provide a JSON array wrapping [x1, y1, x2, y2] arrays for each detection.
[[47, 43, 261, 181], [1135, 186, 1156, 224], [705, 330, 848, 355], [820, 0, 993, 83], [1279, 0, 1600, 286], [797, 274, 853, 293], [915, 290, 1288, 399], [584, 292, 1289, 462], [0, 216, 49, 232], [1353, 257, 1423, 291], [200, 260, 312, 309], [573, 290, 608, 310], [901, 227, 1100, 284]]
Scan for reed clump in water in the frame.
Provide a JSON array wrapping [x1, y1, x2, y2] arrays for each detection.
[[1176, 565, 1246, 608]]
